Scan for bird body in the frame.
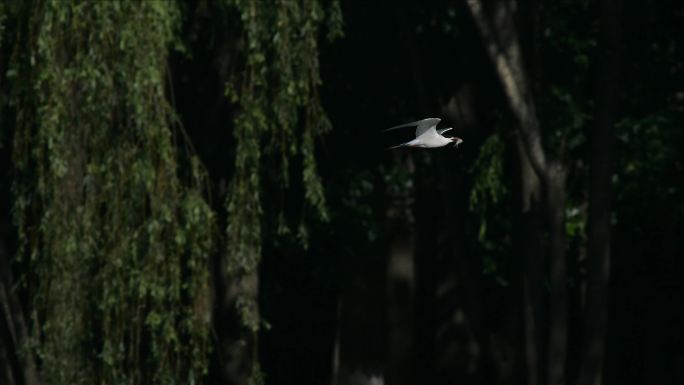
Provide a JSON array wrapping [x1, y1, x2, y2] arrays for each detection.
[[389, 133, 452, 149], [385, 118, 463, 149]]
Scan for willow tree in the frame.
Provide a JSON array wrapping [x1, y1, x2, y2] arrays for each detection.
[[219, 0, 342, 383], [9, 1, 214, 384]]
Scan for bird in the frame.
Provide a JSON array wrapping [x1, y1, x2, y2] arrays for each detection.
[[384, 118, 463, 149]]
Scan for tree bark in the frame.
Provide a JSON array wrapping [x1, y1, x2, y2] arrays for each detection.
[[385, 154, 416, 385], [330, 296, 341, 385], [546, 164, 568, 385], [215, 263, 260, 385], [515, 135, 543, 385], [0, 324, 17, 385], [575, 1, 621, 385], [465, 2, 569, 385], [385, 233, 415, 385], [465, 0, 547, 178]]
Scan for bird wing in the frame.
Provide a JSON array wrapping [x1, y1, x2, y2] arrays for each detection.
[[437, 127, 452, 135], [384, 118, 441, 138], [415, 118, 441, 137]]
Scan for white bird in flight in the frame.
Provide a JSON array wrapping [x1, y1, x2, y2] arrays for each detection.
[[385, 118, 463, 149]]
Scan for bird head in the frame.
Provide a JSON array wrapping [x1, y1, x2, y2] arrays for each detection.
[[450, 137, 463, 147]]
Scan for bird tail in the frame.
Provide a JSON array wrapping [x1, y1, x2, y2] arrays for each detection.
[[386, 143, 408, 150]]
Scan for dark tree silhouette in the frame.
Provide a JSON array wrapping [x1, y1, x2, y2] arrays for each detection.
[[576, 1, 621, 385], [465, 1, 569, 384]]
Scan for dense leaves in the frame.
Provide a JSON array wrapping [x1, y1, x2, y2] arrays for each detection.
[[222, 0, 341, 334], [8, 2, 213, 384]]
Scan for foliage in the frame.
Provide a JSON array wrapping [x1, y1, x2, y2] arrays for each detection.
[[222, 0, 342, 330], [468, 130, 510, 284], [615, 111, 684, 217], [8, 1, 214, 384], [469, 130, 507, 231]]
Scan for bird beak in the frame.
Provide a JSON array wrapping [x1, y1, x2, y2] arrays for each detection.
[[452, 137, 463, 147]]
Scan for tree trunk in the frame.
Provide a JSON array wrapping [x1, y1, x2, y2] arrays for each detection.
[[385, 154, 416, 385], [330, 296, 341, 385], [0, 325, 17, 385], [515, 135, 543, 385], [465, 0, 547, 177], [465, 2, 569, 384], [385, 233, 415, 385], [215, 267, 260, 385], [0, 229, 41, 385], [575, 1, 621, 384], [546, 164, 568, 385]]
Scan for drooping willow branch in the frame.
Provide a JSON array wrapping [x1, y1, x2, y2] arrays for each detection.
[[10, 2, 214, 384], [223, 0, 342, 330]]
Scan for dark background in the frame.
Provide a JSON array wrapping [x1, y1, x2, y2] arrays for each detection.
[[1, 1, 683, 385]]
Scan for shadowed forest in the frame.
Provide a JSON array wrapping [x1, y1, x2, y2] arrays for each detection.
[[1, 1, 683, 385]]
